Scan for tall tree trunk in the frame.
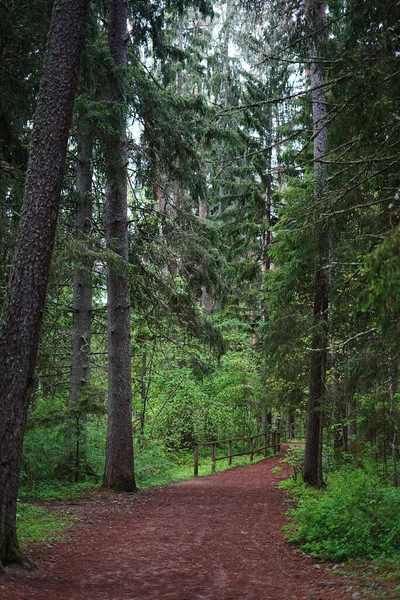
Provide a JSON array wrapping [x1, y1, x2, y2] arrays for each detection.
[[388, 351, 400, 486], [0, 0, 89, 572], [67, 131, 93, 481], [103, 0, 136, 492], [259, 102, 274, 436], [303, 0, 328, 487], [139, 348, 147, 450], [177, 10, 184, 95]]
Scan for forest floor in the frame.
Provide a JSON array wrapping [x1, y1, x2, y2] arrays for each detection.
[[0, 445, 392, 600]]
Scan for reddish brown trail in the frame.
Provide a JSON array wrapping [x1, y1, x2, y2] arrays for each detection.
[[0, 446, 372, 600]]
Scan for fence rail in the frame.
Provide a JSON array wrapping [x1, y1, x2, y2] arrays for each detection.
[[193, 431, 281, 477]]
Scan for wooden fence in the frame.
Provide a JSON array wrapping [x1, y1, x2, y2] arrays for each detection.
[[193, 431, 281, 477]]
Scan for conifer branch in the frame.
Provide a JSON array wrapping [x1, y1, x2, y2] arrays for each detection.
[[306, 329, 377, 353]]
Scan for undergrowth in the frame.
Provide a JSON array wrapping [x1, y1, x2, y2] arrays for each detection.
[[280, 465, 400, 561], [20, 440, 274, 500]]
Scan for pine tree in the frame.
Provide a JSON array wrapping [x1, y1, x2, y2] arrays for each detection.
[[103, 0, 137, 492], [0, 0, 89, 572], [303, 0, 329, 488]]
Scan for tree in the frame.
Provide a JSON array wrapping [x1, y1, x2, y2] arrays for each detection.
[[0, 0, 89, 572], [0, 0, 52, 314], [103, 0, 137, 492], [67, 126, 93, 481], [301, 0, 328, 487]]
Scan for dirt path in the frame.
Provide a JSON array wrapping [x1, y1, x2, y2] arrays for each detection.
[[1, 447, 372, 599]]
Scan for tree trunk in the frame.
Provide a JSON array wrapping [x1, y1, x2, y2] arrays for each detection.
[[286, 413, 294, 440], [0, 0, 89, 573], [139, 348, 147, 450], [303, 0, 328, 487], [67, 131, 93, 481], [103, 0, 136, 492], [388, 351, 400, 487]]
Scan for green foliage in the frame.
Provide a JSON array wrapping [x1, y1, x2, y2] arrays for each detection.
[[280, 445, 305, 481], [283, 467, 400, 561], [132, 441, 179, 487], [21, 412, 66, 487], [362, 227, 400, 334]]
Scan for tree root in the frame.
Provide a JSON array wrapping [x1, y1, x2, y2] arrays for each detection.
[[0, 547, 37, 575]]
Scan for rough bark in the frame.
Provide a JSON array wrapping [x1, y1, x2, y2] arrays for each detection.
[[259, 104, 274, 433], [286, 413, 294, 440], [103, 0, 137, 492], [139, 348, 147, 450], [67, 131, 93, 481], [0, 0, 89, 572], [177, 10, 183, 95], [199, 200, 214, 314], [303, 0, 328, 487], [388, 351, 400, 487]]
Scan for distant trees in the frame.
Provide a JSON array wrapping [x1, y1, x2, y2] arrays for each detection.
[[263, 0, 400, 485]]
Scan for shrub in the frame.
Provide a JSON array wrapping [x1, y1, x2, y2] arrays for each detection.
[[284, 467, 400, 561]]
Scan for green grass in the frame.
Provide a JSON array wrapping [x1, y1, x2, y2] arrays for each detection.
[[135, 444, 277, 488], [339, 558, 400, 599], [16, 503, 74, 544], [19, 480, 98, 502]]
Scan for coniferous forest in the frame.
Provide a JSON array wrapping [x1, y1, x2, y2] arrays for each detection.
[[1, 0, 400, 589]]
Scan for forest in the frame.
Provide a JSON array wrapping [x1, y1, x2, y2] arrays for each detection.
[[0, 0, 400, 590]]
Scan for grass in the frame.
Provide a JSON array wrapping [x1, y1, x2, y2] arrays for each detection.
[[16, 502, 74, 544], [135, 445, 277, 488], [19, 480, 97, 502], [332, 559, 400, 600]]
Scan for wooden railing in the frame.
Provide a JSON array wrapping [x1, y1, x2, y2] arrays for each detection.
[[193, 431, 281, 477]]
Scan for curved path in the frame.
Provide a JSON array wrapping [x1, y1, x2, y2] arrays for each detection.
[[1, 447, 370, 599]]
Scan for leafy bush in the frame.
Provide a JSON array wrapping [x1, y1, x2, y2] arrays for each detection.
[[283, 467, 400, 561], [281, 445, 305, 480]]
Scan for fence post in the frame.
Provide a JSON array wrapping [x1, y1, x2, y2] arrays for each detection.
[[271, 431, 276, 453], [277, 430, 281, 453], [249, 436, 254, 461], [262, 433, 267, 457], [212, 443, 216, 472], [228, 440, 232, 466], [194, 443, 199, 477]]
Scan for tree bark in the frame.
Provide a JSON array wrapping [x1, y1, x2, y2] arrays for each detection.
[[303, 0, 328, 487], [67, 131, 93, 481], [139, 348, 147, 450], [0, 0, 89, 572], [388, 351, 400, 487], [103, 0, 137, 492]]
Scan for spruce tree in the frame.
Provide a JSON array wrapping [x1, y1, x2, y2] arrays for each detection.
[[0, 0, 89, 572], [103, 0, 137, 492]]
